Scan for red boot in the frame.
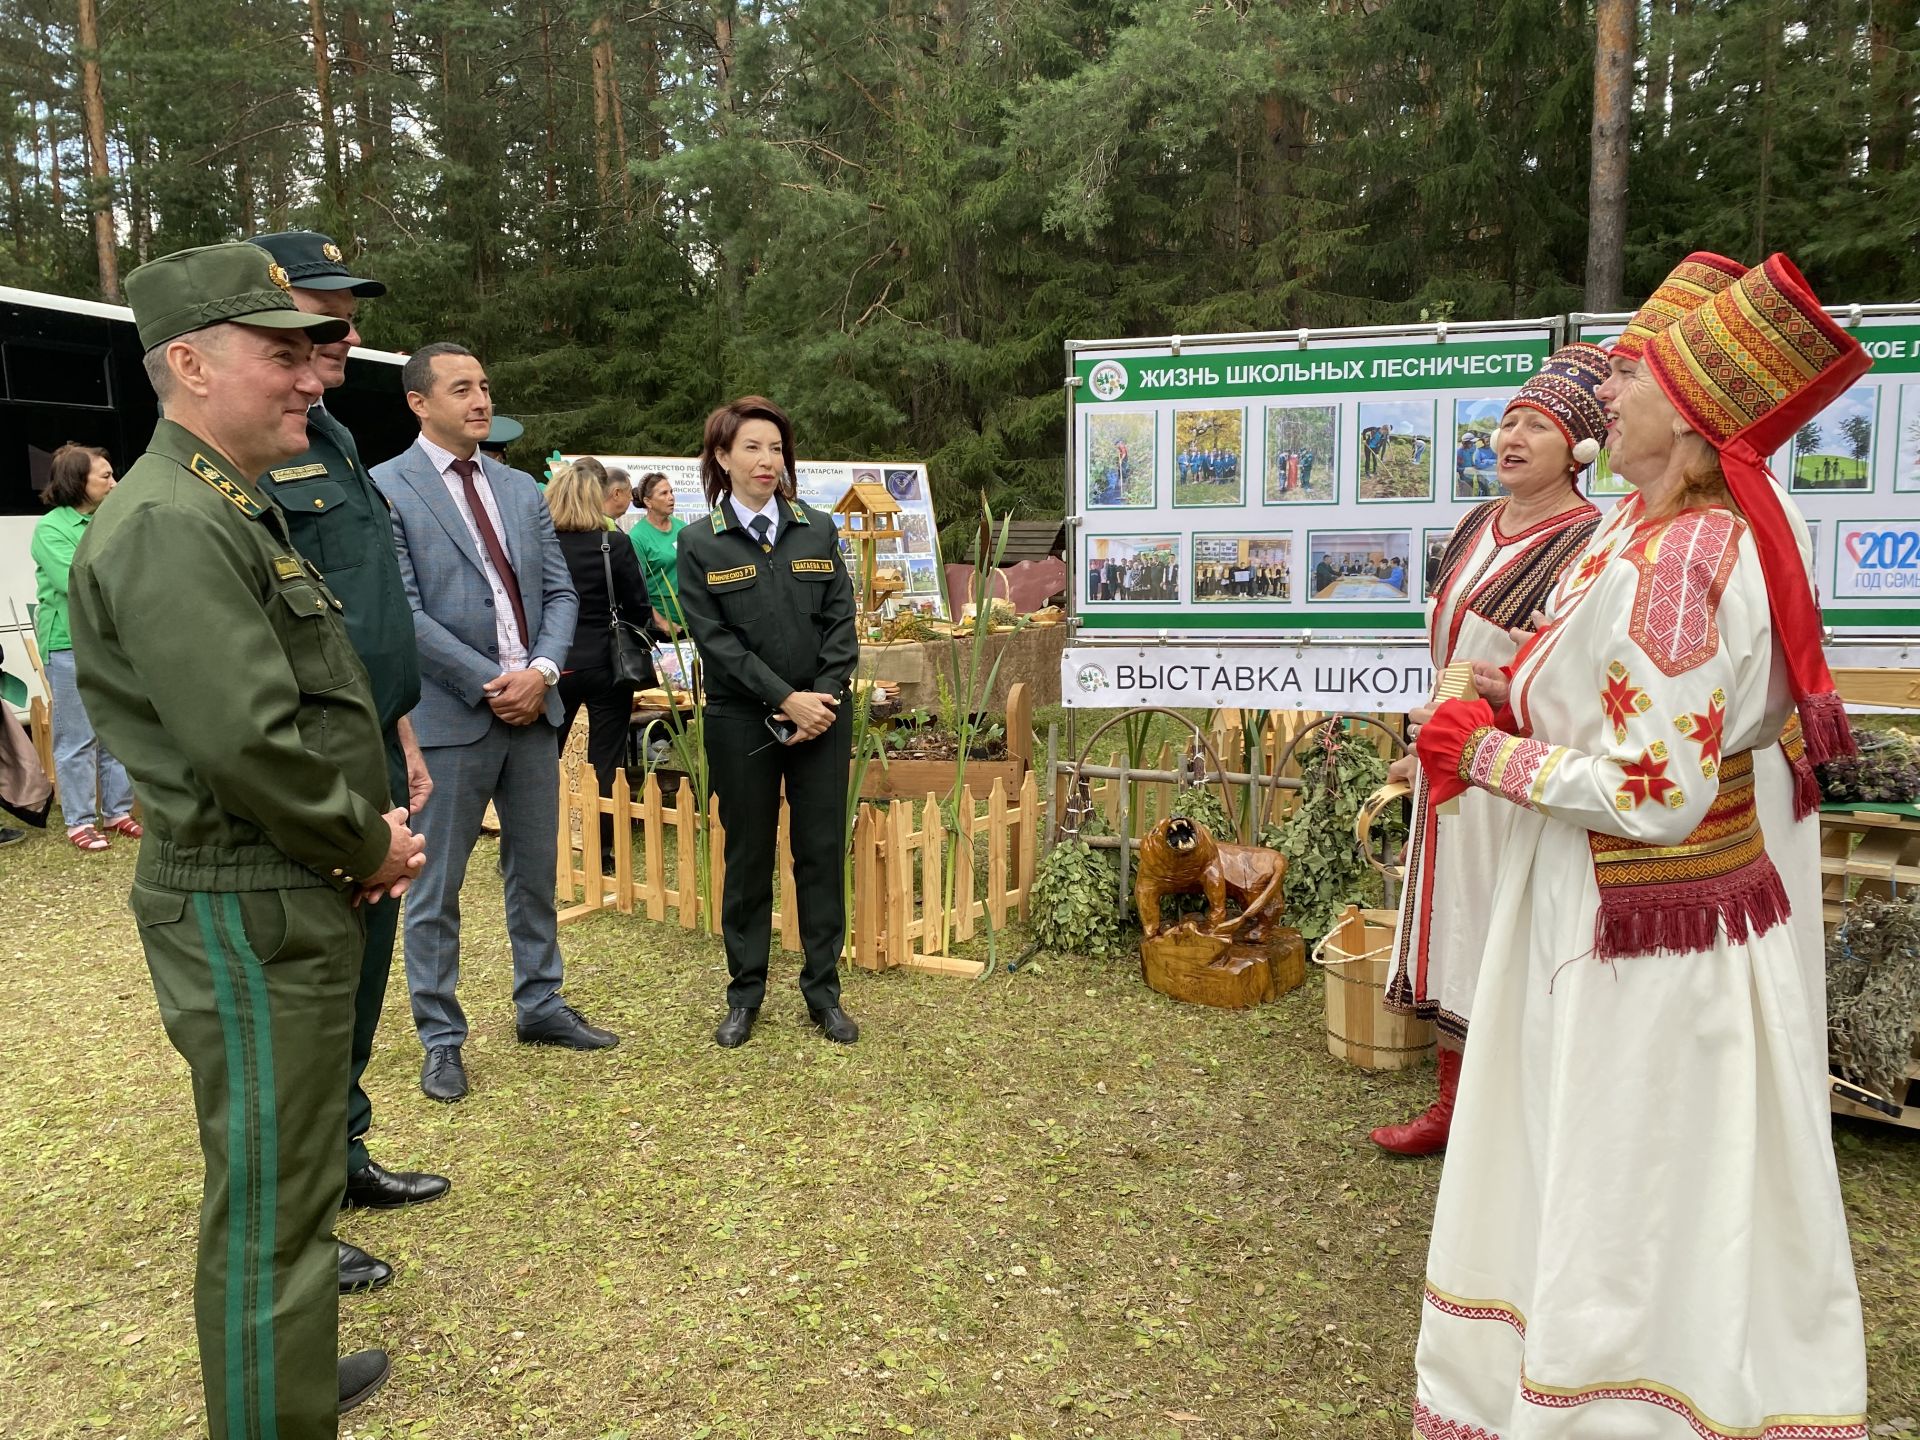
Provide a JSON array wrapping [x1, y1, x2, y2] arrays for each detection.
[[1369, 1044, 1461, 1156]]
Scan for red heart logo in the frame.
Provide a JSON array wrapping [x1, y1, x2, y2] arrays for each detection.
[[1844, 530, 1867, 565]]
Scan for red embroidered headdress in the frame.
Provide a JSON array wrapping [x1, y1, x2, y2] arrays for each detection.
[[1611, 251, 1746, 362], [1643, 253, 1868, 775]]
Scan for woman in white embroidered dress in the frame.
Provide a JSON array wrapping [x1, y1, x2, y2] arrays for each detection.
[[1374, 345, 1605, 1156], [1407, 255, 1868, 1440]]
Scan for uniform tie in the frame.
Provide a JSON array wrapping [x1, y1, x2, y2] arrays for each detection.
[[750, 514, 773, 553], [450, 456, 530, 647]]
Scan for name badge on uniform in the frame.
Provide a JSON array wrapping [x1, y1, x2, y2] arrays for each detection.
[[268, 463, 329, 482], [791, 558, 835, 574], [272, 555, 305, 582], [707, 564, 759, 586]]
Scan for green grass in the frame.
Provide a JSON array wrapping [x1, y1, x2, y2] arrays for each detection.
[[4, 827, 1920, 1438], [1793, 454, 1870, 489]]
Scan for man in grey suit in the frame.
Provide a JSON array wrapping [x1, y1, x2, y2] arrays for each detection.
[[372, 342, 617, 1102]]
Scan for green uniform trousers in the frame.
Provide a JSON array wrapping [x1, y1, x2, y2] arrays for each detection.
[[132, 878, 363, 1440], [345, 743, 407, 1176], [705, 707, 848, 1012]]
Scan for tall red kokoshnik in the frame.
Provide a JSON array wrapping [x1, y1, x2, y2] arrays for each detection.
[[1642, 252, 1869, 795]]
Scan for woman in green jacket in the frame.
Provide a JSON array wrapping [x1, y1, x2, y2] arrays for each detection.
[[33, 443, 138, 852]]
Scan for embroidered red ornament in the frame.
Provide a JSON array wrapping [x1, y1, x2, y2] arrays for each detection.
[[1675, 689, 1727, 777], [1600, 660, 1650, 742], [1570, 547, 1611, 590], [1616, 744, 1679, 810]]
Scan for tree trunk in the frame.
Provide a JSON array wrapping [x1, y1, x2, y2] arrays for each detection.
[[342, 6, 376, 177], [1644, 0, 1670, 142], [539, 5, 559, 206], [607, 16, 632, 220], [236, 154, 256, 238], [75, 0, 120, 298], [1756, 0, 1776, 256], [1869, 0, 1917, 176], [590, 12, 616, 216], [45, 91, 64, 238], [309, 0, 346, 221], [5, 92, 25, 262], [1583, 0, 1633, 311]]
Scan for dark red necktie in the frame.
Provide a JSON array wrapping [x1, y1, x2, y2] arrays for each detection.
[[450, 456, 530, 648]]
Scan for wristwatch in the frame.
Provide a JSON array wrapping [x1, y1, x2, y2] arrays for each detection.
[[531, 658, 560, 688]]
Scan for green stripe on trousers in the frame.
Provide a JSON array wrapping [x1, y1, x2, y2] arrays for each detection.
[[196, 893, 280, 1438]]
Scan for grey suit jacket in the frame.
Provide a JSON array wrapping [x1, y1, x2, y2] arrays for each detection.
[[371, 441, 579, 746]]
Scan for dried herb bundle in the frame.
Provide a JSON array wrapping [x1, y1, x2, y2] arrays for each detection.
[[1817, 728, 1920, 807], [1827, 892, 1920, 1104]]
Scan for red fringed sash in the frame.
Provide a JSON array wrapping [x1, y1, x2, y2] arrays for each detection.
[[1778, 713, 1821, 822], [1587, 749, 1790, 959]]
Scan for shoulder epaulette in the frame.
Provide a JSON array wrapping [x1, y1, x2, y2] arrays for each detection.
[[187, 452, 263, 518]]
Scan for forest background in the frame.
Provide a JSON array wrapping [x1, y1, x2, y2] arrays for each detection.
[[5, 0, 1919, 548]]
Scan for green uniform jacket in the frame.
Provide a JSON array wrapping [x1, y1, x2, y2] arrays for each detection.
[[259, 406, 421, 734], [675, 497, 860, 713], [68, 419, 393, 893]]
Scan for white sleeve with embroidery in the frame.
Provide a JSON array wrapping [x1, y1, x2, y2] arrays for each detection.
[[1460, 510, 1765, 847]]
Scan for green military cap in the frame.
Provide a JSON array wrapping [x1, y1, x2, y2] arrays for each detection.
[[126, 243, 350, 353], [482, 415, 524, 450], [247, 230, 387, 297]]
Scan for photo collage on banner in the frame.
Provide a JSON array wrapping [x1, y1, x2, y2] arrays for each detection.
[[1076, 308, 1920, 637], [576, 454, 950, 619], [1072, 324, 1554, 636], [1577, 308, 1920, 625]]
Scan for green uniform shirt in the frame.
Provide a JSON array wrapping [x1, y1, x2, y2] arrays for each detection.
[[259, 406, 422, 734], [674, 498, 860, 712], [29, 504, 91, 654], [629, 513, 685, 622], [68, 419, 393, 893]]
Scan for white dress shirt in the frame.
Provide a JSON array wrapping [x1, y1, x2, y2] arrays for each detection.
[[730, 492, 782, 547], [416, 434, 557, 681]]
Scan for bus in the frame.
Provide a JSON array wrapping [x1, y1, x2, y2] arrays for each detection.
[[0, 284, 414, 700]]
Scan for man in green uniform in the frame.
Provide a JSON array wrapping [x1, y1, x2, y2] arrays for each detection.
[[67, 242, 426, 1433], [249, 231, 449, 1298]]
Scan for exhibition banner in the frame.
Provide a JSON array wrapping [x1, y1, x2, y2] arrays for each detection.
[[1070, 309, 1920, 641], [573, 454, 950, 617], [1068, 321, 1559, 640], [1061, 644, 1436, 711]]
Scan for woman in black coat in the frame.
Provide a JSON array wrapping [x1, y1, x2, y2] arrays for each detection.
[[546, 459, 654, 850]]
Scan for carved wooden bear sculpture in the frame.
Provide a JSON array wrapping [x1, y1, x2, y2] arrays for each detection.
[[1135, 815, 1288, 942]]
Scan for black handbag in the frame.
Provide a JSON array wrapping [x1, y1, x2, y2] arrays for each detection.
[[600, 533, 659, 688]]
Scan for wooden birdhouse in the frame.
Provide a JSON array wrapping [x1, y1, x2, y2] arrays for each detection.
[[833, 483, 906, 615]]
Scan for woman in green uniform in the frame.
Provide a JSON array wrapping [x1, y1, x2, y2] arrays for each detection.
[[675, 397, 861, 1049], [629, 471, 684, 637]]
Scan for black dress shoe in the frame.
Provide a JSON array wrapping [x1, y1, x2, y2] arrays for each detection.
[[338, 1240, 394, 1294], [810, 1005, 860, 1044], [516, 1004, 619, 1050], [714, 1006, 759, 1049], [421, 1045, 466, 1102], [338, 1348, 391, 1412], [345, 1159, 451, 1210]]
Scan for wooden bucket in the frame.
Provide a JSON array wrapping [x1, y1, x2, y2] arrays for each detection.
[[1312, 904, 1434, 1071]]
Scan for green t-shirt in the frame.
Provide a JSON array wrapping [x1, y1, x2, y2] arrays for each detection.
[[629, 514, 685, 622]]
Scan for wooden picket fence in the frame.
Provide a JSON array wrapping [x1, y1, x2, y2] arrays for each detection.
[[1052, 708, 1407, 844], [554, 761, 1039, 978]]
